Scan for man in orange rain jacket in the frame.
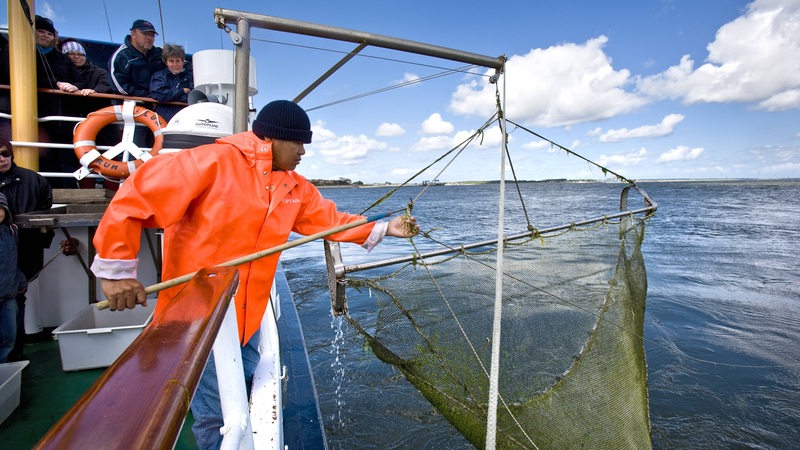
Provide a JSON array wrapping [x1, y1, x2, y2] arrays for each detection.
[[90, 100, 417, 449]]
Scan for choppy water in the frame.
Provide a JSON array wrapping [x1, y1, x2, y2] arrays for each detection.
[[281, 180, 800, 449]]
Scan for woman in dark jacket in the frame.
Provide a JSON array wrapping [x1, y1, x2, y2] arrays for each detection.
[[0, 17, 84, 125], [27, 16, 86, 186], [59, 39, 113, 94], [32, 16, 86, 107]]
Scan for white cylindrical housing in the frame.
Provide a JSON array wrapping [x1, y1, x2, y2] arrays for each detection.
[[192, 49, 258, 111]]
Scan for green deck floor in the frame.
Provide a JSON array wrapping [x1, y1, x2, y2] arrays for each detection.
[[0, 331, 198, 449]]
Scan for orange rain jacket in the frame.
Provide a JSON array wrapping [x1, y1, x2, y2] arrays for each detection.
[[92, 131, 375, 343]]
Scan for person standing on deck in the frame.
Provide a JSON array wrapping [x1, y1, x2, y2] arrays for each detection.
[[59, 38, 116, 134], [109, 19, 165, 97], [0, 138, 53, 362], [0, 16, 85, 187], [148, 43, 193, 122], [0, 192, 26, 363], [91, 100, 418, 449], [109, 19, 166, 149], [60, 39, 113, 95]]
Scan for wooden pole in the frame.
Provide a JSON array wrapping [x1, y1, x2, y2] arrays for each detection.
[[96, 210, 400, 309], [8, 0, 39, 170]]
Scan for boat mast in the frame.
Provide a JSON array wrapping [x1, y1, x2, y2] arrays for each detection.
[[7, 0, 39, 170], [213, 8, 506, 132]]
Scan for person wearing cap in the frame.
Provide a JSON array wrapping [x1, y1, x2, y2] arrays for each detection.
[[0, 16, 83, 122], [0, 191, 27, 363], [60, 38, 113, 95], [0, 16, 84, 186], [91, 100, 418, 449], [32, 15, 85, 94], [109, 19, 165, 97]]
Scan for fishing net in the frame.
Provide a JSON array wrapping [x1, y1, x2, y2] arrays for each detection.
[[327, 187, 654, 449]]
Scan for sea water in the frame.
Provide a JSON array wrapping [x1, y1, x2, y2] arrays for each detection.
[[281, 180, 800, 449]]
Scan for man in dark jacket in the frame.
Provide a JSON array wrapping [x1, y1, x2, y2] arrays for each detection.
[[0, 138, 53, 361], [110, 19, 165, 97]]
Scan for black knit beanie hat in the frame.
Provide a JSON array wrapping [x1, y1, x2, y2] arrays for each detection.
[[252, 100, 312, 144], [35, 15, 57, 35]]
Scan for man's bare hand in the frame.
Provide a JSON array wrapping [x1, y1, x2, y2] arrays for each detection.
[[387, 215, 419, 238], [101, 278, 147, 310]]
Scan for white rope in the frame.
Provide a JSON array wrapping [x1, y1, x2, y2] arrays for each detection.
[[485, 68, 507, 450]]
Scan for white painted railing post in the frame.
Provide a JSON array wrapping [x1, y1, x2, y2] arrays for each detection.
[[215, 300, 255, 450], [250, 283, 284, 450]]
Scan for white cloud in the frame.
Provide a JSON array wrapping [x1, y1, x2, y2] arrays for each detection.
[[311, 120, 336, 141], [310, 121, 388, 165], [750, 144, 800, 165], [412, 135, 452, 152], [522, 139, 550, 149], [421, 113, 454, 135], [391, 72, 421, 87], [402, 72, 420, 83], [657, 145, 704, 162], [375, 122, 406, 137], [391, 167, 416, 176], [314, 134, 389, 165], [597, 113, 685, 142], [637, 0, 800, 109], [757, 89, 800, 111], [450, 35, 647, 127], [39, 2, 57, 22], [597, 148, 648, 167], [454, 126, 505, 148], [412, 126, 505, 152]]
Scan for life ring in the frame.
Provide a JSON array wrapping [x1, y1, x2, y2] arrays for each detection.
[[73, 102, 166, 180]]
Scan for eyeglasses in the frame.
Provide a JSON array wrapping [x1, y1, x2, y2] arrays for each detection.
[[0, 150, 13, 158], [66, 52, 85, 57]]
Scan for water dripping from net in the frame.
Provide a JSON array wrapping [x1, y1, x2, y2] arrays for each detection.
[[330, 314, 348, 427]]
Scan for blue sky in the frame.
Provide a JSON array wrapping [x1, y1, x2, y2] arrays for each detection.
[[6, 0, 800, 183]]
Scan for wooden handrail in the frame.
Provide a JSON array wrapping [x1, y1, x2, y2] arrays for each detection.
[[0, 84, 188, 107], [34, 266, 239, 450]]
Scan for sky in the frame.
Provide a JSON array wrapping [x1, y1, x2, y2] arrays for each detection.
[[4, 0, 800, 183]]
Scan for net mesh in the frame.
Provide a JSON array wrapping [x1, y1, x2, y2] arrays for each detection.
[[342, 215, 651, 449]]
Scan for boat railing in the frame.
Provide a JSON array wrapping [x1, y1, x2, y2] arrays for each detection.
[[33, 266, 285, 449], [1, 85, 185, 182]]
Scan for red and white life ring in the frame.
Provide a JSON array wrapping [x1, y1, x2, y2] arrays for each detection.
[[73, 102, 166, 180]]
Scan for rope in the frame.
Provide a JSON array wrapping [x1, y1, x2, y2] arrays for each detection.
[[27, 243, 64, 283], [485, 68, 507, 450], [505, 119, 636, 185], [306, 65, 477, 112], [253, 36, 489, 76], [358, 114, 498, 216], [493, 89, 535, 231]]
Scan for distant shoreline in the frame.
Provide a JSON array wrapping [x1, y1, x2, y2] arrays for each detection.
[[316, 177, 800, 189]]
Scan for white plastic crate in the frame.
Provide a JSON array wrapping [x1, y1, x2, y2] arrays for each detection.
[[52, 301, 156, 371], [0, 360, 29, 424]]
